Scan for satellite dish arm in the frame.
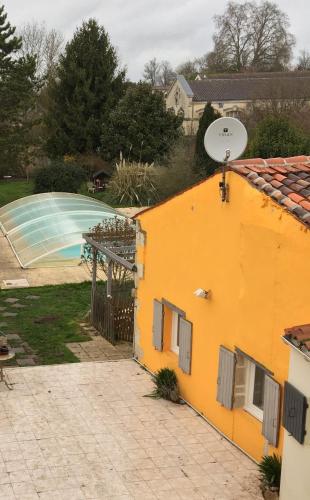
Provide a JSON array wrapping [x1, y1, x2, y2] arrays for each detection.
[[220, 149, 230, 202]]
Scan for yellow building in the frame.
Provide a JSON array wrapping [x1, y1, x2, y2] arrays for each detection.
[[134, 156, 310, 462]]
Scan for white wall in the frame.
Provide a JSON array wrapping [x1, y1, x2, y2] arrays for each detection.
[[280, 348, 310, 500]]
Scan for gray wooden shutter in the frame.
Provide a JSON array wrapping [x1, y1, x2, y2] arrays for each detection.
[[216, 346, 236, 410], [152, 299, 164, 351], [178, 318, 192, 374], [262, 376, 280, 447], [283, 381, 308, 444]]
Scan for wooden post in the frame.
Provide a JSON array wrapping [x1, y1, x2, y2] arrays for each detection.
[[107, 259, 112, 297], [91, 249, 97, 322]]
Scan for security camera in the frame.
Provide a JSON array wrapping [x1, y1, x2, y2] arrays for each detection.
[[194, 288, 210, 299]]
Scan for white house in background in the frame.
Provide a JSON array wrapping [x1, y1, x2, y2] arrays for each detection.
[[165, 72, 310, 135], [280, 324, 310, 500]]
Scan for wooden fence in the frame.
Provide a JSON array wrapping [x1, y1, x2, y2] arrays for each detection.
[[91, 285, 134, 345]]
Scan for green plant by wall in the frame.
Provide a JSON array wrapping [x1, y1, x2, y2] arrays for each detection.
[[259, 454, 282, 490], [145, 367, 180, 403]]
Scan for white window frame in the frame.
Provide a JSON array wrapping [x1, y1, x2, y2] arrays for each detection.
[[171, 311, 180, 355], [244, 360, 264, 421]]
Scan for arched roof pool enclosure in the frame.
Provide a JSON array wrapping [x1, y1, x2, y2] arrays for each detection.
[[0, 192, 124, 268]]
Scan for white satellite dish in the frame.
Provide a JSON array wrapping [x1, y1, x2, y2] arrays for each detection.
[[204, 117, 248, 163]]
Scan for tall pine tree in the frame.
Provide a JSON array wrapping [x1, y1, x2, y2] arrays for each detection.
[[0, 5, 37, 175], [195, 103, 221, 177], [45, 19, 125, 157]]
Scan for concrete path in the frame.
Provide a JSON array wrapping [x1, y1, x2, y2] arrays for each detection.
[[0, 360, 263, 499]]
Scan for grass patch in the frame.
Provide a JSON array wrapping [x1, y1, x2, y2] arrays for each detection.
[[0, 180, 127, 209], [0, 180, 34, 207], [0, 282, 92, 365]]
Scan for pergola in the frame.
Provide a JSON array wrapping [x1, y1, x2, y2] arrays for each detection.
[[83, 233, 136, 298]]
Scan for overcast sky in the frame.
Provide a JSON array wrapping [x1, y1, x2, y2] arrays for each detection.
[[5, 0, 310, 80]]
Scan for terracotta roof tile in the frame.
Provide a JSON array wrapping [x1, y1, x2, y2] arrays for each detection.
[[284, 324, 310, 355], [300, 200, 310, 211], [283, 178, 295, 186], [300, 188, 310, 198], [296, 179, 310, 187], [272, 166, 289, 173], [280, 186, 294, 196], [270, 190, 286, 202], [289, 183, 304, 193], [288, 192, 305, 204], [274, 174, 286, 182], [230, 156, 310, 227], [262, 174, 273, 182], [298, 172, 310, 179]]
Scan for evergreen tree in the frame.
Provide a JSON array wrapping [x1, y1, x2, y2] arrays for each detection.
[[248, 116, 310, 158], [0, 5, 37, 175], [45, 19, 125, 157], [195, 103, 221, 177], [101, 82, 183, 163]]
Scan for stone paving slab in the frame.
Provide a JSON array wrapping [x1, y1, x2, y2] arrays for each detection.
[[2, 312, 18, 317], [0, 360, 263, 499]]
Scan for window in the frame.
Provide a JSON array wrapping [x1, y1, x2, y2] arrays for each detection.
[[171, 311, 180, 354], [245, 361, 265, 421], [225, 109, 241, 119]]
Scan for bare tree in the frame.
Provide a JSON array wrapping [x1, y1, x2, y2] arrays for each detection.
[[296, 50, 310, 71], [208, 1, 295, 73], [143, 57, 160, 85], [18, 21, 64, 79], [250, 2, 295, 71], [158, 60, 175, 86], [194, 54, 209, 76], [175, 60, 198, 79]]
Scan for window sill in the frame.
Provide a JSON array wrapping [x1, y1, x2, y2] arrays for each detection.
[[244, 404, 263, 422]]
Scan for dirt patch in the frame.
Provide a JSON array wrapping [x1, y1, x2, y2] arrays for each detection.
[[33, 315, 59, 324]]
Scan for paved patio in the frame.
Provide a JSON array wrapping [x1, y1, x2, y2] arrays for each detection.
[[0, 360, 262, 500], [67, 323, 132, 361]]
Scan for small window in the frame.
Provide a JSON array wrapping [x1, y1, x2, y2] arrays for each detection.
[[245, 361, 265, 421], [171, 311, 180, 354], [218, 102, 223, 108]]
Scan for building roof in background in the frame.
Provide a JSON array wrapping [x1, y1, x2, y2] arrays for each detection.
[[231, 156, 310, 227], [283, 324, 310, 357], [182, 73, 310, 102]]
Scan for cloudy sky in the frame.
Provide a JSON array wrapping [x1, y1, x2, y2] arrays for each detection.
[[5, 0, 310, 80]]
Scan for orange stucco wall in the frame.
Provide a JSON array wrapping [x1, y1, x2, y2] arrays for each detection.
[[135, 171, 310, 462]]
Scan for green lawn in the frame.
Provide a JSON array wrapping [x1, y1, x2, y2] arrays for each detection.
[[0, 180, 34, 207], [0, 180, 122, 208], [0, 282, 92, 365]]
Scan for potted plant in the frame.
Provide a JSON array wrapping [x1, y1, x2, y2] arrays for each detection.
[[259, 454, 281, 499]]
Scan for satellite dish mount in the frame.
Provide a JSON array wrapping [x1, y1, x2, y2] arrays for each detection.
[[204, 117, 248, 202]]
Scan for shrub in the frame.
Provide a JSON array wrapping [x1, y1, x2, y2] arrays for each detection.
[[247, 115, 310, 159], [34, 160, 87, 194], [259, 454, 282, 490], [146, 368, 180, 403], [156, 137, 198, 200], [107, 156, 159, 206]]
